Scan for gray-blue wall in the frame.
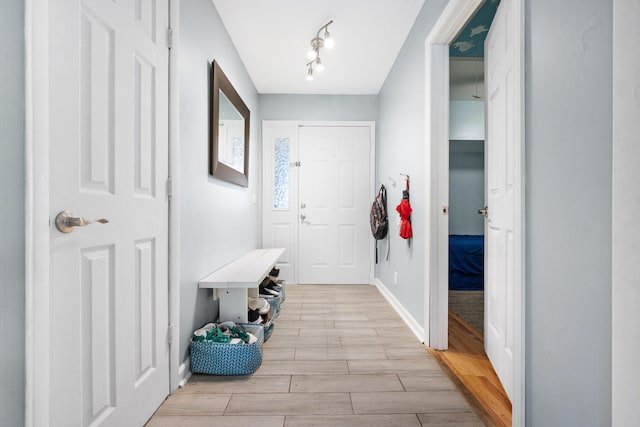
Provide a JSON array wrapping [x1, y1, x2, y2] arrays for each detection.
[[179, 0, 260, 365], [376, 0, 448, 330], [449, 141, 484, 235], [525, 0, 612, 424], [0, 0, 25, 425], [259, 94, 378, 122]]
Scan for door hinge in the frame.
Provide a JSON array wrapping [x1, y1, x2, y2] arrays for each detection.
[[294, 161, 301, 167], [167, 28, 173, 49], [168, 324, 174, 345], [167, 178, 173, 198]]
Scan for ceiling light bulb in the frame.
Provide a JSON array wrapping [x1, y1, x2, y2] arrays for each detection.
[[306, 66, 314, 81], [315, 58, 324, 73], [307, 50, 316, 60], [324, 31, 334, 48]]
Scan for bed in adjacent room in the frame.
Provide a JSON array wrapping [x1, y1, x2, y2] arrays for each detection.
[[449, 234, 484, 332]]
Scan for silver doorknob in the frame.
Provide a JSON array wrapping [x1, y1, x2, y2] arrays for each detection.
[[300, 213, 306, 221], [55, 210, 109, 233], [477, 206, 488, 217]]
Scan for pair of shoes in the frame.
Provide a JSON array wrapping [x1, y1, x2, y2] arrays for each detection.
[[248, 297, 270, 314], [193, 323, 215, 338], [269, 267, 280, 281], [218, 321, 257, 344], [259, 277, 280, 297], [248, 309, 264, 324], [192, 323, 232, 343]]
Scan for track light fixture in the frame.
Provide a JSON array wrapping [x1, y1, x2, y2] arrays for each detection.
[[305, 20, 333, 81]]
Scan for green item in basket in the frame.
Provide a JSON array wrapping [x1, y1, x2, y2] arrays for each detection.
[[206, 327, 232, 343]]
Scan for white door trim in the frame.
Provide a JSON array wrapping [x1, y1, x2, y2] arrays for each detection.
[[25, 1, 51, 424], [24, 1, 179, 423], [168, 0, 183, 392], [261, 120, 376, 285], [423, 0, 525, 425]]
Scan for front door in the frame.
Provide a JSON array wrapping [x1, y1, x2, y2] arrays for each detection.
[[484, 0, 522, 402], [262, 122, 373, 285], [298, 126, 372, 284], [48, 0, 170, 425]]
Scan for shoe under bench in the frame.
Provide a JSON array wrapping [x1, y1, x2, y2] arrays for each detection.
[[198, 248, 285, 323]]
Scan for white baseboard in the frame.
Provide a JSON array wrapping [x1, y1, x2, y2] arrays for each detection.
[[177, 357, 192, 388], [374, 278, 426, 343]]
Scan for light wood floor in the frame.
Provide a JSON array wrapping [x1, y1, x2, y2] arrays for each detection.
[[429, 312, 512, 427], [147, 285, 485, 426]]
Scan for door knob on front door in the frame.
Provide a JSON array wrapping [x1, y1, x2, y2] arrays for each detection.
[[477, 206, 488, 217], [55, 210, 109, 233], [300, 213, 306, 221]]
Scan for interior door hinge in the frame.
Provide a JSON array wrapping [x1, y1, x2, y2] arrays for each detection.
[[167, 28, 173, 49], [295, 161, 301, 167], [167, 178, 173, 198], [168, 324, 174, 345]]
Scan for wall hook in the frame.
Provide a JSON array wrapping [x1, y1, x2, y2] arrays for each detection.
[[388, 177, 396, 187]]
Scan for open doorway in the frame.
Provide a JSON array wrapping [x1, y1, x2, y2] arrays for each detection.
[[424, 0, 512, 425], [423, 0, 524, 424], [448, 57, 486, 334]]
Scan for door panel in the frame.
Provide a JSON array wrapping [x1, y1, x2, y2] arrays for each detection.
[[298, 126, 371, 284], [49, 0, 169, 425], [484, 0, 518, 401]]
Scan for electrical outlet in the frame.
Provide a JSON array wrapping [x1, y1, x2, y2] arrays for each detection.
[[394, 271, 398, 285]]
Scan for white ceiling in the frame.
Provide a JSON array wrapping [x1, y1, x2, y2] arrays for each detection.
[[212, 0, 426, 95]]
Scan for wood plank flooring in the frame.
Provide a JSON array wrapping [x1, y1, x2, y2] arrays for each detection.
[[147, 285, 486, 426], [429, 312, 512, 427]]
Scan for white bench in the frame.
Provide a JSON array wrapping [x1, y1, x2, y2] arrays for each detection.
[[199, 248, 285, 323]]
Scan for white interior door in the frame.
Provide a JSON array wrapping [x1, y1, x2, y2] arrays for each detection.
[[48, 0, 170, 425], [298, 126, 372, 284], [484, 0, 521, 402]]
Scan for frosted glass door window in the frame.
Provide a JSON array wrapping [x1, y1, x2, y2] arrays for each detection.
[[273, 138, 290, 209]]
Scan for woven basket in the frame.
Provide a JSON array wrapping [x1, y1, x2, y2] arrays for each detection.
[[275, 280, 286, 302], [263, 322, 275, 342], [190, 324, 264, 375], [264, 295, 281, 312]]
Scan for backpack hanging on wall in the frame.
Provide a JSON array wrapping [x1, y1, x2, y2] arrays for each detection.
[[370, 185, 389, 263]]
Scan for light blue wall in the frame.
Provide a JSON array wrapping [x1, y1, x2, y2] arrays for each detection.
[[259, 94, 378, 122], [525, 0, 612, 425], [0, 0, 25, 426], [376, 0, 448, 326], [449, 141, 484, 235], [0, 0, 25, 425], [179, 0, 260, 364]]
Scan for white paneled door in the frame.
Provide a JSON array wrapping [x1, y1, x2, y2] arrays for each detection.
[[484, 0, 521, 402], [298, 126, 371, 284], [262, 123, 373, 285], [48, 0, 170, 425]]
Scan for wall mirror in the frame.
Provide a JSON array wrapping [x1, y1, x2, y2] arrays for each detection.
[[210, 60, 250, 187]]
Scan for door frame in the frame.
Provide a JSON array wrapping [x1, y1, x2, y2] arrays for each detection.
[[423, 0, 525, 425], [24, 1, 180, 424], [261, 120, 376, 285]]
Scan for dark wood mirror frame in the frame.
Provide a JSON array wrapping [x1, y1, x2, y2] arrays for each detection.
[[210, 60, 250, 187]]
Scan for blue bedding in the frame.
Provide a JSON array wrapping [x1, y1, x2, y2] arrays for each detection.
[[449, 235, 484, 291]]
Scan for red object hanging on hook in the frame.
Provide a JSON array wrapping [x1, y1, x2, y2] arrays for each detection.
[[396, 175, 413, 240]]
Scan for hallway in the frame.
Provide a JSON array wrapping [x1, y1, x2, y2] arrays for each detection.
[[147, 284, 484, 426]]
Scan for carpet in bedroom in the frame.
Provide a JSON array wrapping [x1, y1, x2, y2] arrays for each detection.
[[448, 290, 484, 333]]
